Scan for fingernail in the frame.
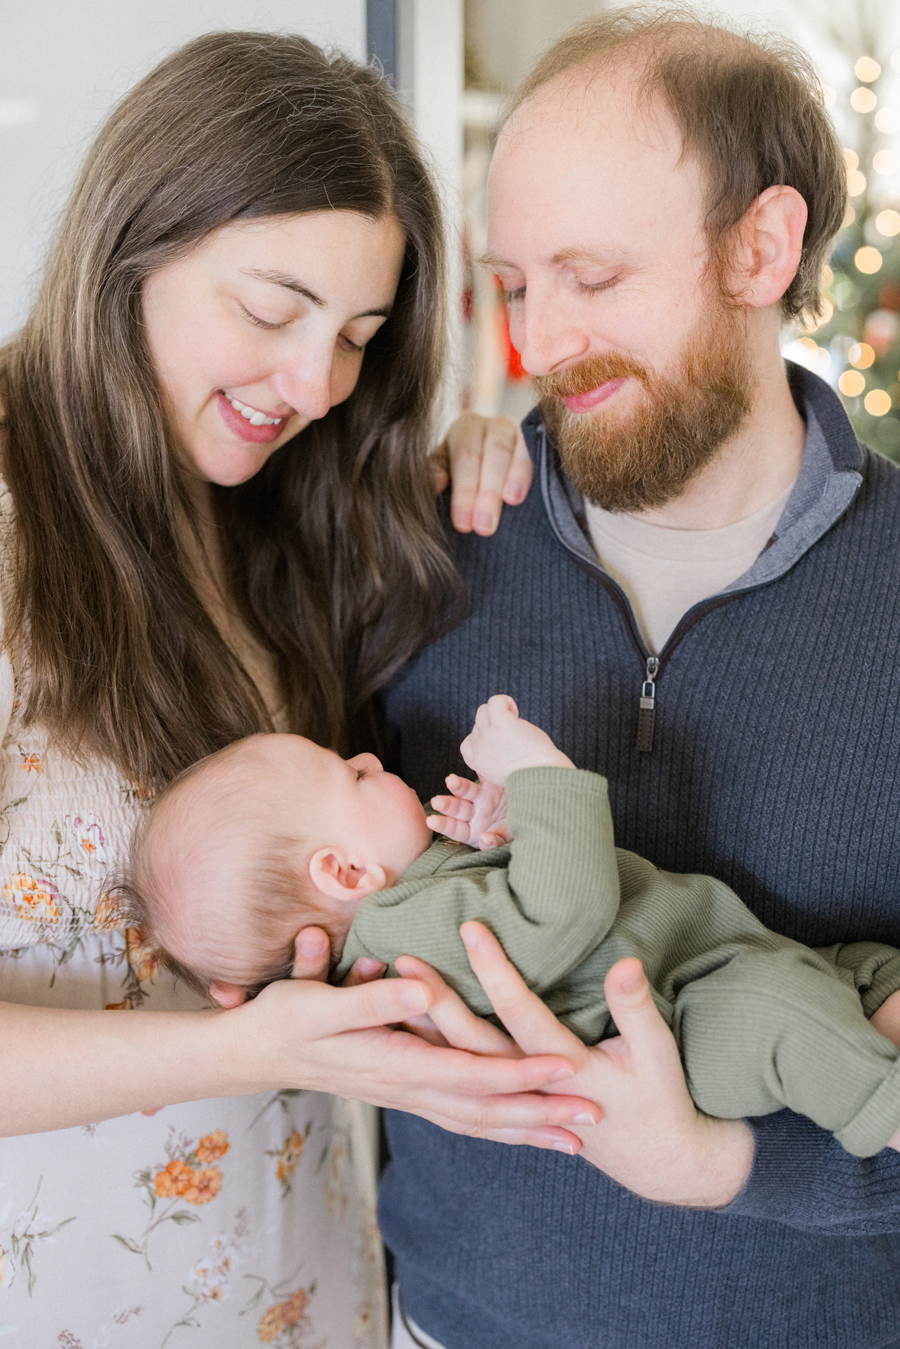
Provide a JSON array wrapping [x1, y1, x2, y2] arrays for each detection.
[[506, 484, 525, 504], [573, 1111, 596, 1125], [297, 932, 327, 958], [474, 512, 497, 534], [552, 1141, 576, 1155], [550, 1067, 575, 1082], [620, 969, 643, 993], [356, 958, 386, 976], [460, 926, 478, 949], [399, 984, 429, 1014]]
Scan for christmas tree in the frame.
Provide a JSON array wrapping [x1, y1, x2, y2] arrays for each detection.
[[786, 3, 900, 458]]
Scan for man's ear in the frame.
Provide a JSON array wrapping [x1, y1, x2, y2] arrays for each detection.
[[209, 980, 247, 1008], [308, 847, 387, 901], [726, 184, 808, 309]]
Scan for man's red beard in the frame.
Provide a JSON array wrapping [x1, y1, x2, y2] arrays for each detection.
[[534, 289, 754, 513]]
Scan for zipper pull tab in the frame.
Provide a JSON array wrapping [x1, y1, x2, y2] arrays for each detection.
[[636, 656, 659, 753]]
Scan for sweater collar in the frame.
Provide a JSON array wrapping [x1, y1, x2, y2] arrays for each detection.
[[530, 361, 864, 597]]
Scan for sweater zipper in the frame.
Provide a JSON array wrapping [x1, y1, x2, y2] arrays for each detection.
[[636, 656, 659, 752], [586, 569, 738, 753]]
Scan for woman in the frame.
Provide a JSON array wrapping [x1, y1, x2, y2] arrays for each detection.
[[0, 31, 584, 1347]]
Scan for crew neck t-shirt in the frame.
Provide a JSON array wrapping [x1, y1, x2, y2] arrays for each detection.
[[584, 482, 793, 654]]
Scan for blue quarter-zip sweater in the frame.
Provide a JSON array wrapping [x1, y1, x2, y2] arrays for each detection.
[[380, 365, 900, 1349]]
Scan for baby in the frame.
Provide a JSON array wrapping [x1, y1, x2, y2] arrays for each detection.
[[127, 695, 900, 1158]]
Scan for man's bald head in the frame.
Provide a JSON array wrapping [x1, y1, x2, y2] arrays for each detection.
[[504, 7, 845, 324]]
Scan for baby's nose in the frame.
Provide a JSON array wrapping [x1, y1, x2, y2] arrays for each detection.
[[348, 752, 383, 773]]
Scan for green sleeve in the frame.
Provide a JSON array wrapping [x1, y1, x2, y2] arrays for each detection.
[[336, 766, 620, 1013]]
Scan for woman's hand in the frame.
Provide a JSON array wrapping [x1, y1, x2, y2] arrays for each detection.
[[261, 927, 598, 1152], [432, 412, 532, 535], [442, 922, 756, 1206]]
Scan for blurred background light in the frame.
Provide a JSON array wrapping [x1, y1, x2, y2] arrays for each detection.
[[851, 86, 878, 112], [840, 370, 867, 395], [856, 245, 884, 273], [849, 341, 876, 367], [855, 56, 882, 82], [876, 209, 900, 235], [865, 388, 892, 414]]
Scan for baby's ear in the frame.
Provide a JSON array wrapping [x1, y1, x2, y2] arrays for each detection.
[[209, 980, 248, 1008], [309, 847, 386, 901]]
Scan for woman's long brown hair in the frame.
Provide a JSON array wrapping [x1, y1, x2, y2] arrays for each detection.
[[0, 31, 461, 788]]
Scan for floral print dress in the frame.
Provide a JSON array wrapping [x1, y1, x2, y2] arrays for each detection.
[[0, 488, 387, 1349]]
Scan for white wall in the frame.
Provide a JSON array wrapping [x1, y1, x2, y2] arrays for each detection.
[[0, 0, 366, 339], [397, 0, 465, 412]]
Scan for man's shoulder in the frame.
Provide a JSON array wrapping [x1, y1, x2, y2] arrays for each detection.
[[840, 442, 900, 541]]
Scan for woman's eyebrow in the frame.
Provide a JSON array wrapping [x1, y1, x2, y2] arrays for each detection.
[[241, 268, 393, 318]]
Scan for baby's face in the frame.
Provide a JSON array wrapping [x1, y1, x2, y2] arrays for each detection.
[[263, 735, 432, 888]]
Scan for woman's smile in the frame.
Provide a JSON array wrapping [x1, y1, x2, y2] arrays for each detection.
[[217, 391, 288, 443]]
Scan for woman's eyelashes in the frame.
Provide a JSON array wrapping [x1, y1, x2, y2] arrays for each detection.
[[238, 301, 291, 331], [239, 302, 367, 353]]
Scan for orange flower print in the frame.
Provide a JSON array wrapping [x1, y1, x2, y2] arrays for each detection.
[[257, 1287, 308, 1342], [125, 927, 160, 983], [94, 892, 126, 932], [195, 1129, 229, 1163], [154, 1158, 193, 1199], [19, 750, 40, 773], [0, 1242, 8, 1287], [181, 1167, 223, 1206], [152, 1158, 223, 1205], [275, 1131, 304, 1183], [2, 872, 60, 922]]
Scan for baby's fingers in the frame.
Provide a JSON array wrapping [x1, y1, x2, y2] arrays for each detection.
[[426, 813, 472, 843], [430, 793, 475, 823], [444, 773, 481, 802]]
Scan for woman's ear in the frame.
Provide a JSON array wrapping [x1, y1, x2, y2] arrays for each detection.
[[209, 980, 247, 1008], [308, 847, 387, 901]]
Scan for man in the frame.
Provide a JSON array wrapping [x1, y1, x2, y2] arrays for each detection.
[[381, 10, 900, 1349]]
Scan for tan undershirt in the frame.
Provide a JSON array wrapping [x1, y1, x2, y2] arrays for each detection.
[[584, 482, 793, 655]]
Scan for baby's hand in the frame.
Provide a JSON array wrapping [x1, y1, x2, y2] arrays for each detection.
[[427, 774, 511, 850], [459, 695, 574, 787]]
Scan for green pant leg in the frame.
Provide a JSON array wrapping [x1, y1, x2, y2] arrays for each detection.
[[672, 945, 900, 1156]]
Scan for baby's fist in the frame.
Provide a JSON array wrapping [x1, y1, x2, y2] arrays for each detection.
[[459, 695, 574, 786]]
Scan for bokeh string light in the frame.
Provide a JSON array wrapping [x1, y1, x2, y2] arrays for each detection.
[[787, 28, 900, 458]]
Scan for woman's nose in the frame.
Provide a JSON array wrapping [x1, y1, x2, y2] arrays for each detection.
[[274, 348, 335, 422]]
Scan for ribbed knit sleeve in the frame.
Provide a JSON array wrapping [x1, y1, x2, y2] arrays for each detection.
[[728, 1112, 900, 1233], [338, 767, 619, 1010]]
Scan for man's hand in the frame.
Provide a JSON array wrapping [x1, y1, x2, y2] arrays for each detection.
[[427, 773, 511, 849], [458, 922, 756, 1207], [460, 695, 574, 787], [431, 412, 533, 536]]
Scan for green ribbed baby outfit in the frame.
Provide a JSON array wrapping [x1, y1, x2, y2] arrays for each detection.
[[338, 766, 900, 1157]]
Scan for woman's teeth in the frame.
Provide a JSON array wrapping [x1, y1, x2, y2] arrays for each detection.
[[224, 393, 283, 427]]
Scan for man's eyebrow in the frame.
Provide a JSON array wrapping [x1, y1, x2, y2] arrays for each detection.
[[479, 251, 516, 270], [479, 248, 618, 269], [551, 247, 617, 266], [241, 268, 393, 318]]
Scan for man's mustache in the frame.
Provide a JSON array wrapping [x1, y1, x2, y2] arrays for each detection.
[[534, 351, 649, 401]]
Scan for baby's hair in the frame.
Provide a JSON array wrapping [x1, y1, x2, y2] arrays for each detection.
[[118, 737, 331, 999]]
